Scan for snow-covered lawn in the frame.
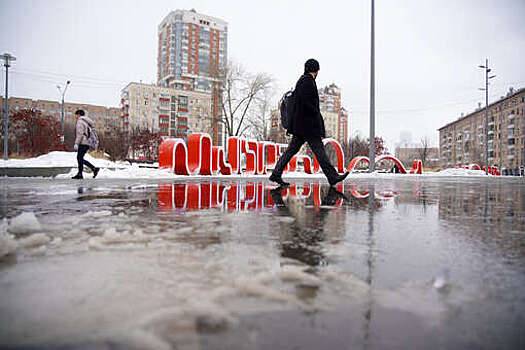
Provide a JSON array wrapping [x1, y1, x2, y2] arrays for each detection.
[[0, 151, 116, 168]]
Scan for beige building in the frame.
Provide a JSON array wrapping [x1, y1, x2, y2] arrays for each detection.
[[438, 87, 525, 171], [268, 109, 287, 144], [121, 82, 212, 138], [319, 83, 348, 144]]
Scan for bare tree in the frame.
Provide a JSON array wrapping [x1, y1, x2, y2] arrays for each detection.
[[99, 125, 130, 162], [246, 86, 276, 140], [218, 62, 274, 139], [418, 136, 430, 166]]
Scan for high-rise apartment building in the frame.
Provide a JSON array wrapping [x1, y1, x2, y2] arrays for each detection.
[[157, 9, 227, 144], [121, 82, 212, 138], [319, 83, 348, 144], [438, 87, 525, 172]]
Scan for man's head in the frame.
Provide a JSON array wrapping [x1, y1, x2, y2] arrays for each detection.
[[75, 109, 85, 118], [304, 58, 320, 79]]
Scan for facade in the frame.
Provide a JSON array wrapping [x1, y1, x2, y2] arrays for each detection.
[[318, 83, 348, 144], [0, 96, 122, 136], [157, 9, 227, 144], [438, 87, 525, 171], [121, 82, 212, 138], [268, 109, 287, 144]]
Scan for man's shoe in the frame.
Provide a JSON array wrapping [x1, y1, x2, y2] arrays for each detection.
[[329, 171, 349, 186], [72, 174, 83, 180], [93, 168, 100, 178], [269, 174, 290, 187]]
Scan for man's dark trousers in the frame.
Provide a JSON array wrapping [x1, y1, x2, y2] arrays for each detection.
[[272, 135, 338, 182], [77, 144, 96, 176]]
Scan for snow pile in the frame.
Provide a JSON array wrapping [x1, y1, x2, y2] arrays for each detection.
[[0, 151, 116, 168], [429, 168, 488, 177], [8, 212, 42, 235], [0, 219, 17, 259], [88, 227, 151, 250]]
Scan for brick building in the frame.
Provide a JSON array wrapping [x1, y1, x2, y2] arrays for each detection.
[[438, 87, 525, 172], [0, 96, 121, 136]]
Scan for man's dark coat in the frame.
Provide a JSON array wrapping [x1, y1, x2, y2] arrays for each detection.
[[289, 73, 326, 138]]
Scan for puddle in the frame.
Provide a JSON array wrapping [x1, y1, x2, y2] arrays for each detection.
[[0, 177, 524, 348]]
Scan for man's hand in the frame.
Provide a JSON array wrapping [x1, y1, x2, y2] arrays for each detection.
[[74, 144, 78, 151]]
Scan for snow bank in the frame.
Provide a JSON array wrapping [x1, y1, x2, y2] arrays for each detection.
[[8, 212, 42, 235], [0, 151, 115, 168]]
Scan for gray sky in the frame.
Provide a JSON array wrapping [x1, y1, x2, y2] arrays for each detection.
[[1, 0, 524, 150]]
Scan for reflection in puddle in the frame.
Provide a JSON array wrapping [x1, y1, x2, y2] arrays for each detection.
[[156, 181, 402, 212], [0, 178, 524, 349]]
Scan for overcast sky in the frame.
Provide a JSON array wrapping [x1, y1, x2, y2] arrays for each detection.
[[1, 0, 524, 149]]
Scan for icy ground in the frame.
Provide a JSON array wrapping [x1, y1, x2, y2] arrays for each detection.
[[0, 177, 524, 349]]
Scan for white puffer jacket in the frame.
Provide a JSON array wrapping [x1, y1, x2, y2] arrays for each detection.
[[74, 116, 95, 146]]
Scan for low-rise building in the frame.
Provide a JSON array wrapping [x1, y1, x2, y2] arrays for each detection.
[[0, 96, 122, 135], [438, 87, 525, 171], [120, 82, 212, 139]]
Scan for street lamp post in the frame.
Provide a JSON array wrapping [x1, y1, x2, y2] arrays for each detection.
[[2, 53, 16, 160], [478, 59, 496, 175], [57, 80, 71, 144], [368, 0, 376, 172]]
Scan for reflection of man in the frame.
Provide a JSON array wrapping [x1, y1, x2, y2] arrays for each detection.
[[269, 59, 349, 187], [270, 186, 346, 266]]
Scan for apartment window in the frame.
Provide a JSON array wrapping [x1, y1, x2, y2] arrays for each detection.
[[178, 96, 188, 110]]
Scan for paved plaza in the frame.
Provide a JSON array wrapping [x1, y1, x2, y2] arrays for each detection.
[[1, 177, 524, 349]]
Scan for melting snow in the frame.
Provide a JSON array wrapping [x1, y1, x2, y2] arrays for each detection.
[[8, 212, 42, 235]]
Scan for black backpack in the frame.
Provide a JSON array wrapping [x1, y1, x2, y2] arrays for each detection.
[[279, 90, 295, 130]]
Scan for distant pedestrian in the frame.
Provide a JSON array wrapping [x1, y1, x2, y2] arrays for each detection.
[[72, 109, 99, 179], [270, 59, 349, 187]]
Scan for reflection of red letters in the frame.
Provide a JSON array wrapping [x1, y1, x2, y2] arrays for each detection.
[[157, 181, 400, 212]]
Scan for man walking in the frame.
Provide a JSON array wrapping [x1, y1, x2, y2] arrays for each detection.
[[269, 59, 349, 187], [72, 109, 99, 179]]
